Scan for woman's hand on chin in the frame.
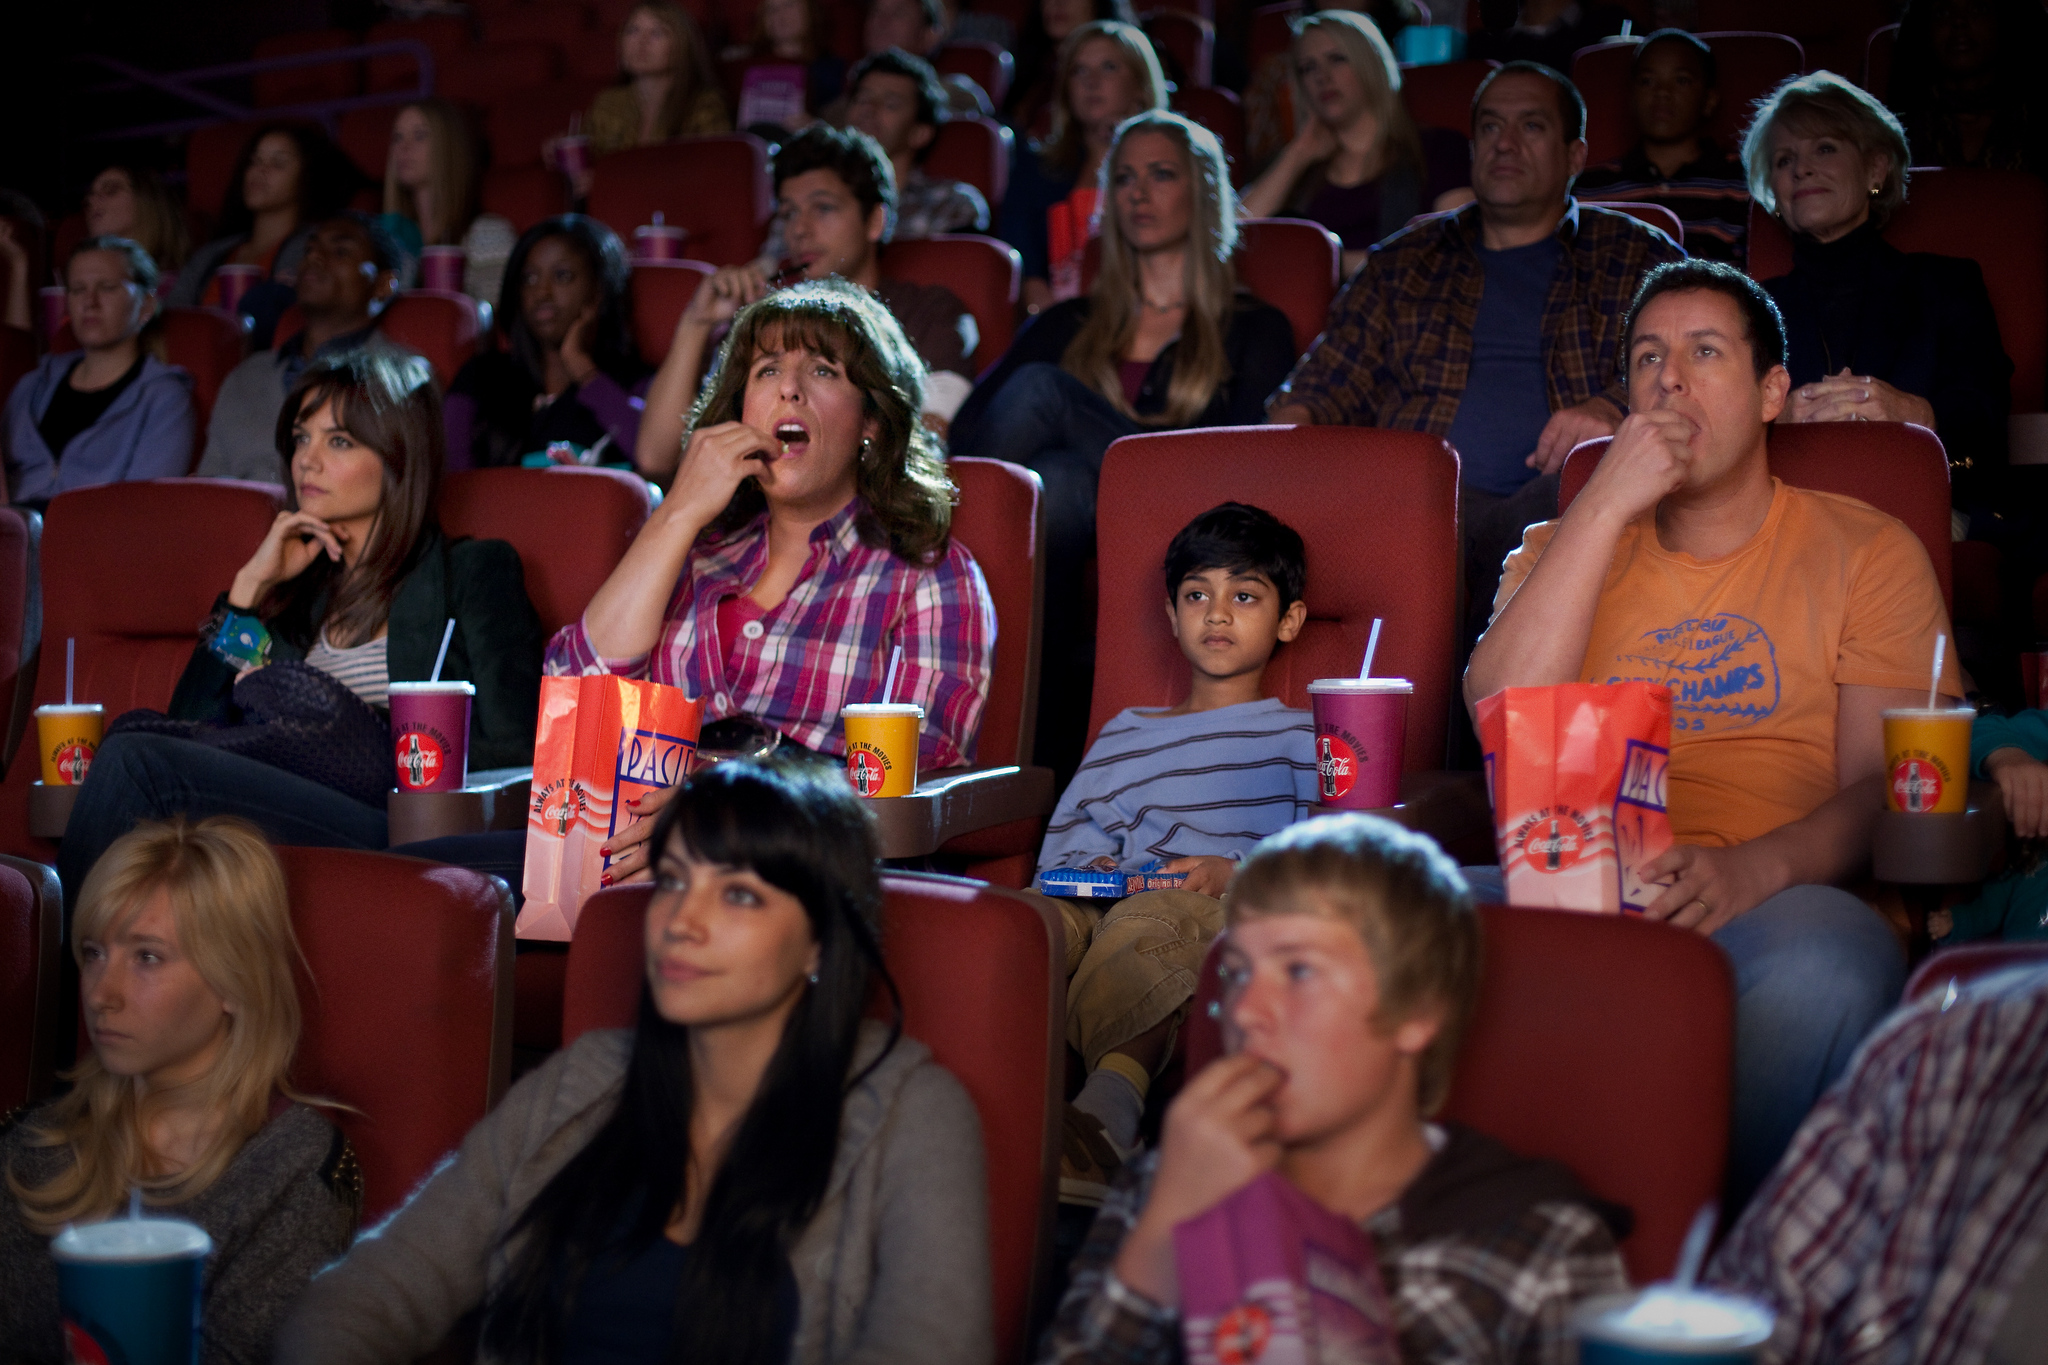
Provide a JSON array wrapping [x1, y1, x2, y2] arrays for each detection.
[[663, 421, 782, 531], [229, 510, 344, 609]]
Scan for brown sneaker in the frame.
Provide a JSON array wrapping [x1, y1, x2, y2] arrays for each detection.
[[1058, 1104, 1129, 1208]]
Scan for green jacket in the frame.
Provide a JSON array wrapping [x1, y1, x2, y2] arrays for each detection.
[[171, 528, 545, 772], [1947, 710, 2048, 943]]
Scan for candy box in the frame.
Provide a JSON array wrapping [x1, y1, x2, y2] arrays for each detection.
[[1039, 867, 1126, 898], [1124, 859, 1189, 894]]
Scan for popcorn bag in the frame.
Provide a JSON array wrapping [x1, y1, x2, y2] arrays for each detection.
[[519, 675, 703, 940], [1175, 1173, 1400, 1365], [1476, 683, 1675, 914]]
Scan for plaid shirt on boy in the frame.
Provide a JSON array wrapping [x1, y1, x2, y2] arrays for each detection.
[[545, 500, 995, 769], [1269, 200, 1684, 435], [1042, 1140, 1627, 1365], [1706, 964, 2048, 1364]]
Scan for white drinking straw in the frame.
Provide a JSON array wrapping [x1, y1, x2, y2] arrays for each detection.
[[128, 1187, 142, 1221], [1671, 1203, 1716, 1289], [881, 645, 904, 704], [65, 639, 74, 705], [1927, 633, 1946, 711], [430, 619, 456, 683], [1357, 618, 1384, 681]]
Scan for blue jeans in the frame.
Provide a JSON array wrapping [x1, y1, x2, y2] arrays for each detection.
[[60, 731, 389, 916], [1458, 869, 1905, 1212], [967, 364, 1146, 777]]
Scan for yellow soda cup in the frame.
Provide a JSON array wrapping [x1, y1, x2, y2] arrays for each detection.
[[1882, 707, 1973, 814], [36, 703, 104, 786], [841, 703, 923, 797]]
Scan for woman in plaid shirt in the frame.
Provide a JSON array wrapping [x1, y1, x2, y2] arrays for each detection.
[[1043, 816, 1628, 1364], [547, 278, 994, 878]]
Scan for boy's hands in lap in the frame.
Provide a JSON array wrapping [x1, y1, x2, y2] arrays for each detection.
[[1160, 855, 1237, 898]]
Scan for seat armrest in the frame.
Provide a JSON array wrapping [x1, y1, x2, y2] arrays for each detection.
[[387, 767, 534, 847], [869, 765, 1057, 860], [1872, 779, 2006, 885], [27, 782, 78, 841], [1313, 770, 1496, 865]]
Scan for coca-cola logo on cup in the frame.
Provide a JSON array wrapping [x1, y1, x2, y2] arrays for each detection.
[[62, 1321, 113, 1365], [846, 746, 889, 796], [54, 741, 94, 784], [1891, 757, 1944, 813], [395, 731, 445, 790], [1317, 733, 1358, 801]]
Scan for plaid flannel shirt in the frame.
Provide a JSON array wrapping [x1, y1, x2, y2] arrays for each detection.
[[1042, 1142, 1628, 1365], [544, 500, 995, 769], [1269, 201, 1685, 437], [1706, 965, 2048, 1365]]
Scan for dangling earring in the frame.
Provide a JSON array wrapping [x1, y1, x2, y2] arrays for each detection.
[[809, 971, 820, 985]]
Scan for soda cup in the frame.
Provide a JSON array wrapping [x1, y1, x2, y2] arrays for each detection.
[[389, 682, 475, 793], [1573, 1288, 1773, 1364], [53, 1216, 213, 1365], [1882, 706, 1974, 815], [36, 703, 104, 786], [40, 286, 68, 346], [840, 703, 922, 797], [213, 263, 264, 314], [418, 246, 466, 292], [555, 134, 593, 178], [1307, 679, 1411, 810], [633, 213, 688, 262]]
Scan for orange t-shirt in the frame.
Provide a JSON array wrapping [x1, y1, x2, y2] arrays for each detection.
[[1493, 480, 1962, 847]]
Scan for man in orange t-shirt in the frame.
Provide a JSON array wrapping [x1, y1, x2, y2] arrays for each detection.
[[1464, 259, 1961, 1208]]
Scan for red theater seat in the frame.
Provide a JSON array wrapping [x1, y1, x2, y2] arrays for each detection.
[[1235, 217, 1341, 353], [1172, 86, 1246, 181], [278, 847, 513, 1224], [0, 855, 62, 1113], [1093, 427, 1459, 766], [1185, 905, 1735, 1283], [1250, 1, 1304, 70], [485, 80, 610, 169], [1142, 10, 1215, 87], [878, 234, 1021, 364], [628, 260, 714, 365], [161, 308, 250, 457], [1560, 422, 1955, 613], [1572, 33, 1804, 168], [925, 117, 1012, 210], [0, 509, 40, 774], [186, 120, 269, 222], [337, 104, 403, 182], [251, 30, 363, 108], [439, 40, 563, 105], [936, 42, 1015, 109], [484, 2, 596, 44], [0, 480, 283, 862], [482, 164, 573, 234], [437, 466, 653, 635], [367, 15, 473, 94], [587, 136, 774, 266], [1746, 168, 2047, 414], [379, 291, 482, 389], [1400, 58, 1498, 135], [562, 872, 1063, 1365]]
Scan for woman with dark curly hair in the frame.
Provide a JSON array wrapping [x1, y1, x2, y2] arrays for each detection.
[[444, 214, 652, 470], [551, 275, 994, 778]]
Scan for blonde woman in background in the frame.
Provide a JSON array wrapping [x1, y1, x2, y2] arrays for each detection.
[[379, 98, 516, 310], [562, 0, 732, 198], [0, 817, 357, 1365], [997, 20, 1168, 311], [955, 112, 1297, 771], [1238, 10, 1470, 274]]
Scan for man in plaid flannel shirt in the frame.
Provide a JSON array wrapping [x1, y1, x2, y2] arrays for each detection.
[[1268, 62, 1684, 639]]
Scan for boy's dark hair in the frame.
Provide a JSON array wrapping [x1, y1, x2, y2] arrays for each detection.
[[1163, 502, 1308, 609], [850, 47, 951, 152], [1471, 60, 1587, 144], [1623, 259, 1787, 380], [1633, 27, 1717, 89], [773, 124, 898, 236]]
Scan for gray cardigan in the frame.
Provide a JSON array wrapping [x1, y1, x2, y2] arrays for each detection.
[[276, 1022, 995, 1364], [2, 352, 194, 504], [0, 1101, 358, 1365]]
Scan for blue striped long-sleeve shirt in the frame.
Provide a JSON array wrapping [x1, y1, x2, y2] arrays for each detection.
[[1037, 698, 1318, 875]]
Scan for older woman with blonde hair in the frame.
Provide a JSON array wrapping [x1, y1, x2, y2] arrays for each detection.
[[956, 111, 1295, 771], [1238, 10, 1470, 273], [998, 19, 1169, 310], [0, 817, 357, 1364], [1743, 70, 2012, 511], [378, 98, 515, 307]]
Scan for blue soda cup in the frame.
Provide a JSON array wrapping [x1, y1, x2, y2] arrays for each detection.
[[1574, 1287, 1774, 1364], [52, 1217, 212, 1365]]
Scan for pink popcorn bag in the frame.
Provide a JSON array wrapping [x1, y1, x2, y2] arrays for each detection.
[[518, 675, 702, 940], [1475, 682, 1675, 914], [1175, 1172, 1400, 1365]]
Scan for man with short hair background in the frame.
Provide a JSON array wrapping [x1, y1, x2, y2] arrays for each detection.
[[1464, 258, 1963, 1207], [1267, 61, 1685, 646], [1574, 30, 1751, 264], [197, 213, 412, 481], [845, 48, 990, 239]]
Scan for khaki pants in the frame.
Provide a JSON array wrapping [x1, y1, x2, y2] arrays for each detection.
[[1021, 888, 1226, 1072]]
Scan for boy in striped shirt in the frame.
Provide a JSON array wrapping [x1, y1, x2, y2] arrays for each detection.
[[1037, 503, 1319, 1204]]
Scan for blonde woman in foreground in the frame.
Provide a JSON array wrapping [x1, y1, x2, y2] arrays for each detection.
[[0, 817, 357, 1365]]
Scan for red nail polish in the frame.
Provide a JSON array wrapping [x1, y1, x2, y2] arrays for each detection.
[[600, 873, 613, 887], [600, 846, 611, 856]]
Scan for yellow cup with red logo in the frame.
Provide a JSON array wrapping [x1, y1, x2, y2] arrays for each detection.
[[1882, 707, 1974, 814], [841, 703, 923, 798], [36, 703, 104, 786]]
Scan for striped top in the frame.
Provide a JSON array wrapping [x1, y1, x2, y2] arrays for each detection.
[[1037, 698, 1318, 875], [1574, 140, 1751, 265], [545, 499, 995, 770], [305, 629, 390, 707]]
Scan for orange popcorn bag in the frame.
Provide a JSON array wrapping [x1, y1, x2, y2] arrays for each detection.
[[519, 676, 703, 940], [1476, 683, 1675, 913]]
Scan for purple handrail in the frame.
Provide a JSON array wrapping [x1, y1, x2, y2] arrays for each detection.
[[79, 40, 438, 142]]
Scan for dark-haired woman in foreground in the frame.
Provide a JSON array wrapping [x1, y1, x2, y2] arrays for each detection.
[[278, 757, 994, 1364]]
